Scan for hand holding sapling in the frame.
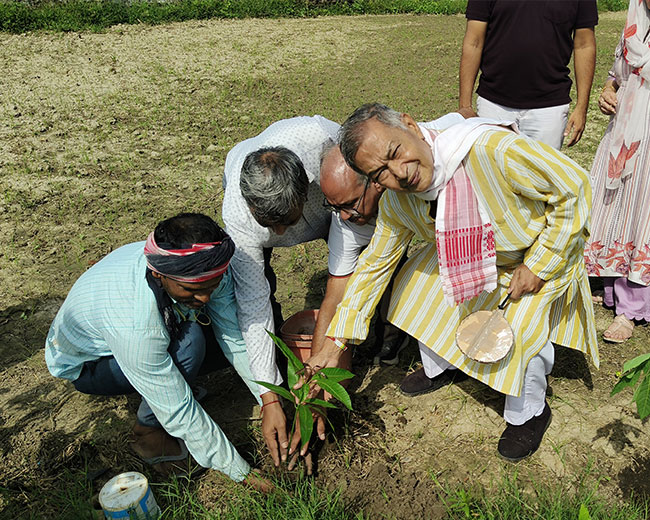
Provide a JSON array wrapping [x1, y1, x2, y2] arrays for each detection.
[[255, 331, 354, 459]]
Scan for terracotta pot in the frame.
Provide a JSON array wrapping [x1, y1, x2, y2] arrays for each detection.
[[279, 309, 319, 363]]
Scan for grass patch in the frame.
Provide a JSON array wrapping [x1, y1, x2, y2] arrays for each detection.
[[0, 0, 626, 33], [159, 474, 368, 519], [433, 471, 649, 520], [4, 466, 647, 519], [1, 469, 367, 519], [0, 0, 467, 32]]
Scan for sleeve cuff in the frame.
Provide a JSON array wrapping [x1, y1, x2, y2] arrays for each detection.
[[524, 241, 565, 281], [222, 456, 251, 482], [257, 368, 284, 392], [326, 307, 373, 344]]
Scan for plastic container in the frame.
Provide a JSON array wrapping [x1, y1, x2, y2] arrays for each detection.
[[99, 472, 160, 520], [279, 309, 319, 363]]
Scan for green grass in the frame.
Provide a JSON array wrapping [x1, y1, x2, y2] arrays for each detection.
[[159, 474, 368, 519], [433, 471, 649, 520], [0, 469, 367, 519], [4, 467, 647, 519], [0, 0, 627, 33]]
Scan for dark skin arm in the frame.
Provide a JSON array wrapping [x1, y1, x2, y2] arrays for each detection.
[[260, 391, 288, 467], [310, 274, 350, 354]]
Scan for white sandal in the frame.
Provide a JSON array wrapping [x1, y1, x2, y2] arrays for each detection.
[[603, 314, 634, 343]]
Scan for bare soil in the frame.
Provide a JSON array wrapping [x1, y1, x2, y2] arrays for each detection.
[[2, 11, 648, 520]]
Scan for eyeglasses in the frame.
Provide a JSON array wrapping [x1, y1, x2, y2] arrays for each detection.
[[322, 177, 369, 221]]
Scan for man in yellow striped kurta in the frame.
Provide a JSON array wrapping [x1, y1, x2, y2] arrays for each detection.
[[305, 103, 598, 462]]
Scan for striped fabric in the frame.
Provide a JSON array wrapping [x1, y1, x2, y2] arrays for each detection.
[[328, 129, 599, 397]]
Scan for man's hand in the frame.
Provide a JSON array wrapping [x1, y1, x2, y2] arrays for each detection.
[[243, 469, 274, 493], [458, 106, 478, 119], [288, 400, 327, 459], [564, 108, 587, 147], [508, 264, 545, 300], [296, 337, 346, 393], [260, 395, 288, 467], [289, 338, 351, 468]]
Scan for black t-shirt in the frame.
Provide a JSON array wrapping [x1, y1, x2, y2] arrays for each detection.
[[466, 0, 598, 109]]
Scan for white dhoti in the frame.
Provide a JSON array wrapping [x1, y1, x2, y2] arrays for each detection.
[[419, 339, 554, 425]]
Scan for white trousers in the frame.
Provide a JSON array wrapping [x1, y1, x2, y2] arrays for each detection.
[[476, 96, 569, 150], [419, 340, 554, 425]]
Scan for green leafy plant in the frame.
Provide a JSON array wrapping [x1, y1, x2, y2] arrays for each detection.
[[255, 331, 354, 449], [611, 353, 650, 419]]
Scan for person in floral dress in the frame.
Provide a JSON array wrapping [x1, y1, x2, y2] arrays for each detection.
[[584, 0, 650, 342]]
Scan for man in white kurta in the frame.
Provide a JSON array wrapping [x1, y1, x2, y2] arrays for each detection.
[[222, 116, 378, 466]]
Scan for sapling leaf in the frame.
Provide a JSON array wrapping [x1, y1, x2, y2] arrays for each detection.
[[628, 368, 642, 386], [611, 378, 631, 396], [255, 381, 294, 402], [267, 330, 304, 376], [314, 367, 354, 383], [294, 378, 309, 403], [316, 378, 352, 410], [286, 359, 299, 394], [633, 374, 650, 419], [262, 329, 356, 445], [611, 367, 642, 396], [578, 503, 592, 520], [306, 398, 338, 409], [298, 404, 314, 448], [622, 353, 650, 374]]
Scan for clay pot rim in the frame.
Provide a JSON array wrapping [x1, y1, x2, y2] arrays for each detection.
[[279, 309, 319, 341]]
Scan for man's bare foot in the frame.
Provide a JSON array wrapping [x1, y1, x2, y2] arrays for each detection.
[[130, 424, 203, 477], [131, 424, 182, 459]]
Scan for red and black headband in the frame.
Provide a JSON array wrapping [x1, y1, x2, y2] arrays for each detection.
[[143, 232, 234, 283]]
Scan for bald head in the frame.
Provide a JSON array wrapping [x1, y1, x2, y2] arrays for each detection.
[[320, 143, 365, 189], [320, 143, 383, 225]]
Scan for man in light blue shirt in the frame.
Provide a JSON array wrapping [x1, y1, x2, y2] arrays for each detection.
[[45, 213, 269, 490]]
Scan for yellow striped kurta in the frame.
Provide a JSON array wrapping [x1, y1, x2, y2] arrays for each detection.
[[327, 130, 599, 397]]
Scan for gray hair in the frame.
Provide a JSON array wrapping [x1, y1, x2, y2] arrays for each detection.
[[319, 139, 337, 169], [319, 139, 366, 187], [240, 147, 308, 227], [339, 103, 407, 172]]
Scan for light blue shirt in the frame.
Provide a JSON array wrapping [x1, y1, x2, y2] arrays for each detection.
[[45, 241, 260, 481]]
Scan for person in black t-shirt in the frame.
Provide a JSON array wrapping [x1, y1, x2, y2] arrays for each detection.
[[458, 0, 597, 149]]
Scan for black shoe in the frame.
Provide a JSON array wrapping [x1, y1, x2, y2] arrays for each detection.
[[498, 402, 552, 462], [374, 332, 410, 366], [399, 367, 468, 396]]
